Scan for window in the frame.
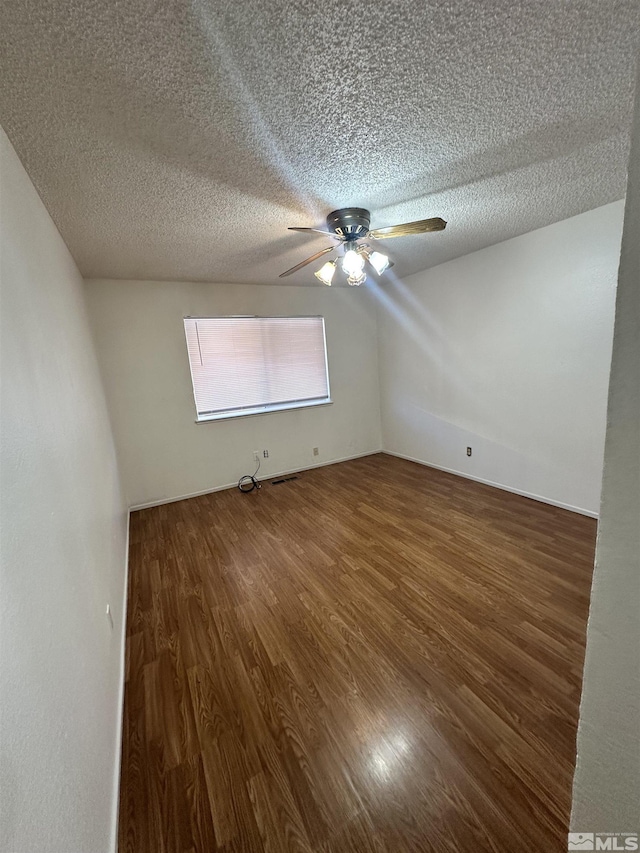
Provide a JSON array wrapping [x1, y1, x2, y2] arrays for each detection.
[[184, 316, 331, 422]]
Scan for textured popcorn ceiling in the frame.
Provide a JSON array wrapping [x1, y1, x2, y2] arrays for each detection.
[[0, 0, 638, 285]]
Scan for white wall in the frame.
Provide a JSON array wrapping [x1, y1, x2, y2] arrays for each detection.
[[85, 279, 381, 508], [0, 128, 128, 852], [376, 200, 624, 515], [571, 72, 640, 832]]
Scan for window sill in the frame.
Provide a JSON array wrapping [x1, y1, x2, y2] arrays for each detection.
[[195, 398, 333, 423]]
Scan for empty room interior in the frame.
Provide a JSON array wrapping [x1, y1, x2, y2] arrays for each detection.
[[1, 2, 639, 852]]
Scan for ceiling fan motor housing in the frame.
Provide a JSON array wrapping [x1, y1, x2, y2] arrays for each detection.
[[326, 207, 371, 241]]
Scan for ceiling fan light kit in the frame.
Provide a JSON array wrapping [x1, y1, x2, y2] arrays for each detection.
[[280, 207, 447, 285]]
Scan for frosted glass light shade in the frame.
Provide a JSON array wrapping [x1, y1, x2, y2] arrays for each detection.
[[342, 248, 365, 277], [314, 261, 336, 285]]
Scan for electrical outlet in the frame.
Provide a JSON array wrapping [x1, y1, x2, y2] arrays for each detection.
[[313, 447, 319, 456], [466, 447, 472, 457], [263, 449, 269, 458], [253, 450, 260, 462], [106, 604, 114, 631]]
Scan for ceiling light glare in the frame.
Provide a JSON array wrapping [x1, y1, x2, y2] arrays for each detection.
[[314, 260, 336, 285], [342, 248, 365, 278], [368, 251, 390, 275]]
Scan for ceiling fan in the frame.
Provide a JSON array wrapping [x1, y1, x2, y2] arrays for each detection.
[[280, 207, 446, 285]]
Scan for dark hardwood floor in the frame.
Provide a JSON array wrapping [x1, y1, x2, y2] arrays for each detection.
[[119, 453, 596, 852]]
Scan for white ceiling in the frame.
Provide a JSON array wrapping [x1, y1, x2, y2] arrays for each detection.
[[0, 0, 638, 285]]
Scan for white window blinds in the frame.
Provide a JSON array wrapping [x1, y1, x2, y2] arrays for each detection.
[[184, 316, 330, 421]]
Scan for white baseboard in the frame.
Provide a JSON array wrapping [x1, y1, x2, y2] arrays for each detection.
[[128, 449, 383, 511], [110, 509, 131, 853], [382, 450, 599, 519]]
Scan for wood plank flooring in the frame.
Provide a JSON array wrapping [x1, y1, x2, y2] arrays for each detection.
[[119, 453, 596, 852]]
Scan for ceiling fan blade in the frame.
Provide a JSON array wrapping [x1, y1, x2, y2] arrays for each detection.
[[279, 245, 336, 278], [368, 217, 447, 240], [288, 227, 342, 239]]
